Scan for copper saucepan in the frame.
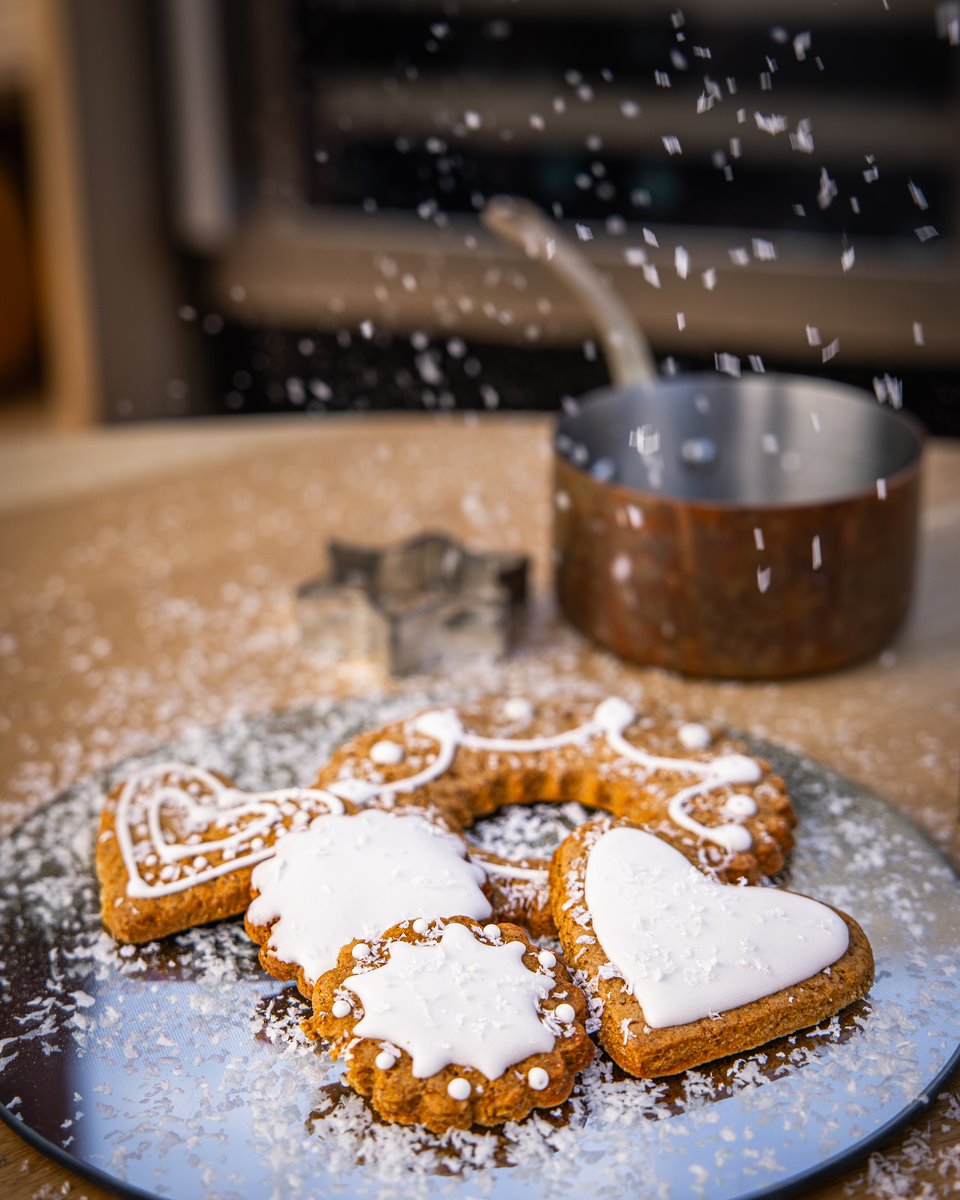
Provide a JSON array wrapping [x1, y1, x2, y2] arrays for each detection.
[[482, 197, 924, 679]]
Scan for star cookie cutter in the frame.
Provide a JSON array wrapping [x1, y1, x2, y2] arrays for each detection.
[[296, 532, 530, 676]]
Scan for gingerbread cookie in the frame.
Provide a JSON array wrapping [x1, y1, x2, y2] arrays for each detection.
[[96, 762, 345, 942], [244, 807, 493, 997], [550, 820, 874, 1078], [304, 916, 594, 1133], [316, 695, 796, 884]]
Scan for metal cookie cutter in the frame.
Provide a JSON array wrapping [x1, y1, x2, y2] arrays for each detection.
[[296, 532, 530, 676]]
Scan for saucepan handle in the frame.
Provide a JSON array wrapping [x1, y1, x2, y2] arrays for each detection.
[[481, 195, 658, 390]]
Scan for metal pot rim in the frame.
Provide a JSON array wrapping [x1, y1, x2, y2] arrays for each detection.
[[553, 372, 925, 513]]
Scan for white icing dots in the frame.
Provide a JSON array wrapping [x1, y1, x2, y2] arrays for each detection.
[[611, 554, 632, 583], [677, 722, 712, 751], [375, 1050, 397, 1070], [710, 754, 763, 785], [527, 1067, 550, 1091], [331, 999, 352, 1019], [352, 942, 371, 960], [537, 950, 557, 970], [482, 924, 501, 941], [412, 918, 429, 934], [411, 708, 465, 745], [553, 1003, 576, 1024], [503, 697, 534, 723], [724, 793, 759, 819], [345, 923, 556, 1080], [710, 824, 753, 854], [447, 1077, 472, 1101], [369, 740, 405, 766], [593, 697, 636, 735]]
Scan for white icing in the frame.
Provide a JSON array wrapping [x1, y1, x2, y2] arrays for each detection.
[[503, 697, 534, 722], [527, 1067, 550, 1091], [331, 999, 352, 1018], [474, 856, 550, 883], [677, 722, 712, 751], [352, 943, 371, 960], [447, 1077, 471, 1101], [537, 950, 557, 970], [724, 794, 759, 819], [585, 828, 850, 1029], [554, 1003, 576, 1024], [375, 1050, 396, 1070], [340, 699, 764, 854], [113, 762, 344, 898], [369, 740, 405, 766], [482, 923, 501, 940], [247, 809, 491, 988], [345, 922, 556, 1079]]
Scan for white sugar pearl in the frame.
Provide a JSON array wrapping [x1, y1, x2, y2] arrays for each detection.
[[503, 697, 534, 722], [375, 1051, 397, 1070], [482, 924, 501, 941], [538, 950, 557, 970], [724, 793, 758, 818], [554, 1003, 576, 1024], [678, 722, 712, 751], [447, 1077, 471, 1101], [412, 918, 429, 934], [352, 942, 371, 960], [331, 999, 352, 1018], [715, 824, 754, 854], [527, 1067, 550, 1091], [370, 740, 405, 766]]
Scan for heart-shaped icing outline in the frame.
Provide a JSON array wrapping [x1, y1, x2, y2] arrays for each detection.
[[114, 762, 344, 899]]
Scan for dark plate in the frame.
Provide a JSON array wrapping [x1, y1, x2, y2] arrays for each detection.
[[1, 695, 958, 1200]]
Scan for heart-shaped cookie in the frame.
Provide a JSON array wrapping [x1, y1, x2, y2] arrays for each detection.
[[550, 820, 874, 1077], [97, 762, 345, 942]]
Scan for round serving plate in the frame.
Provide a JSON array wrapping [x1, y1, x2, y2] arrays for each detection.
[[1, 694, 958, 1200]]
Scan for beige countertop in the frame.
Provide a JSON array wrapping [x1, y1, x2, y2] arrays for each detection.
[[1, 413, 958, 1199]]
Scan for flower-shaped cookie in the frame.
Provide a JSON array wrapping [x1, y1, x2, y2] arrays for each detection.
[[305, 916, 594, 1132]]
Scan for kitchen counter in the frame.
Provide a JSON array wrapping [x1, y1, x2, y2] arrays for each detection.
[[1, 413, 958, 1199]]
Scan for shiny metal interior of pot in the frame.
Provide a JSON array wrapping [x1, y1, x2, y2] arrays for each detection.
[[555, 375, 923, 507]]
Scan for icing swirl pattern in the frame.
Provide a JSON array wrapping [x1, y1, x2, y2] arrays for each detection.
[[327, 698, 764, 856]]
